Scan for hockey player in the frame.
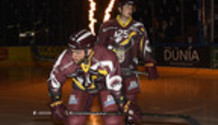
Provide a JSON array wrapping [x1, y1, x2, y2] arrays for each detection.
[[98, 0, 159, 124], [47, 29, 141, 125]]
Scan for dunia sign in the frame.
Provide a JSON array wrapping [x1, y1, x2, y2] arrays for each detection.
[[155, 46, 210, 67]]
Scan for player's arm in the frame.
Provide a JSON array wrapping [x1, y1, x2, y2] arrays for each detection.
[[47, 50, 69, 122], [47, 50, 68, 101], [138, 25, 152, 61], [138, 26, 159, 79]]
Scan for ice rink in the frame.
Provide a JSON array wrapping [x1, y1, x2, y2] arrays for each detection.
[[0, 65, 218, 125]]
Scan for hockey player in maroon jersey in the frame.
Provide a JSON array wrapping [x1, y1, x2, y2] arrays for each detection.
[[98, 0, 159, 124], [47, 29, 141, 125]]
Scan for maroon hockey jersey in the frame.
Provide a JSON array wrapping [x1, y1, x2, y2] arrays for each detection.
[[98, 15, 152, 70], [47, 45, 123, 101]]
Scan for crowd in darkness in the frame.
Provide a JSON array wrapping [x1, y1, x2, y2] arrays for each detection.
[[0, 0, 203, 46], [136, 0, 199, 43], [0, 0, 63, 46]]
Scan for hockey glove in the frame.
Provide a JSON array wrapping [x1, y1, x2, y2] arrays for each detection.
[[49, 101, 68, 122], [113, 93, 142, 123], [145, 59, 159, 80]]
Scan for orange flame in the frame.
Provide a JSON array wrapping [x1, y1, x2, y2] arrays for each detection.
[[103, 0, 116, 22], [88, 0, 97, 35]]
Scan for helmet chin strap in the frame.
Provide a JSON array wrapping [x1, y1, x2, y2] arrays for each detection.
[[82, 49, 93, 64], [73, 49, 92, 65], [84, 49, 89, 65], [80, 49, 94, 73]]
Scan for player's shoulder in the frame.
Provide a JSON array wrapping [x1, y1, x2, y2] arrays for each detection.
[[93, 45, 117, 59], [55, 49, 72, 65], [131, 20, 148, 33], [101, 18, 117, 27], [59, 49, 71, 58], [94, 45, 109, 53], [132, 20, 145, 28]]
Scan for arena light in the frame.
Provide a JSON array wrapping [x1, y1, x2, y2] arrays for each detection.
[[30, 32, 35, 37], [103, 0, 116, 22], [19, 33, 27, 38], [19, 31, 35, 38], [88, 0, 97, 35]]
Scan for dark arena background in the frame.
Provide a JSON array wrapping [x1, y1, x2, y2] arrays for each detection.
[[0, 0, 218, 125]]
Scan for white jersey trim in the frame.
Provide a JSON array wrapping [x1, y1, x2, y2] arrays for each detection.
[[90, 60, 122, 91], [133, 22, 143, 27], [106, 75, 122, 91], [144, 40, 151, 57], [91, 60, 114, 71], [53, 49, 68, 68], [49, 49, 67, 89]]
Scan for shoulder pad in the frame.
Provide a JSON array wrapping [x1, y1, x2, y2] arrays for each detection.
[[132, 21, 144, 28], [102, 18, 117, 27], [101, 19, 118, 33]]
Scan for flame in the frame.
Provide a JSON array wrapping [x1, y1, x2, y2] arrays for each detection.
[[103, 0, 116, 22], [88, 0, 97, 35]]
